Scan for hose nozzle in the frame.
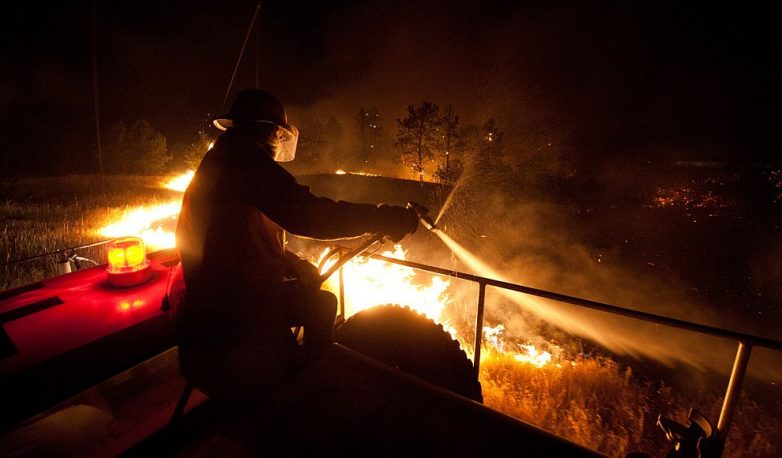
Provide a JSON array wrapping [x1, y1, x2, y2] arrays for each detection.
[[406, 201, 437, 231]]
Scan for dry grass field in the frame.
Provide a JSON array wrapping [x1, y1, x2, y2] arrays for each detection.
[[1, 175, 177, 290], [479, 350, 780, 457]]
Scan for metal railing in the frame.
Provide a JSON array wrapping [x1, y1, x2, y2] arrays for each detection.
[[330, 247, 782, 456], [7, 238, 779, 455]]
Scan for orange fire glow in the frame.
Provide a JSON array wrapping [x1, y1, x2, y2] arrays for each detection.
[[334, 169, 380, 177], [98, 170, 195, 251], [319, 245, 451, 326], [163, 170, 195, 192], [98, 201, 181, 251], [483, 324, 555, 367], [99, 170, 560, 369], [318, 246, 559, 367]]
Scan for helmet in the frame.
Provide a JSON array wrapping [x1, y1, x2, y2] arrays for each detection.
[[214, 89, 292, 132], [214, 89, 299, 162]]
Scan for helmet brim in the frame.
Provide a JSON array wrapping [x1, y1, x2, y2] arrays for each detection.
[[213, 117, 233, 131], [212, 117, 295, 135]]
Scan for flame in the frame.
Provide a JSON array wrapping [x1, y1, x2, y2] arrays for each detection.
[[318, 246, 559, 367], [482, 324, 555, 368], [163, 170, 195, 192], [513, 344, 553, 367], [320, 245, 451, 325], [334, 170, 379, 177], [99, 202, 181, 251], [98, 170, 195, 251]]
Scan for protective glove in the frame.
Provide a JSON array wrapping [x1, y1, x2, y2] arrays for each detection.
[[377, 204, 419, 242]]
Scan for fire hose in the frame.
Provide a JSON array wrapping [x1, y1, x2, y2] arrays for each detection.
[[1, 240, 110, 269]]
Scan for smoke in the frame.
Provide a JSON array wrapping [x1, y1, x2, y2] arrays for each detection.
[[398, 159, 782, 381], [274, 0, 566, 165], [253, 0, 782, 381]]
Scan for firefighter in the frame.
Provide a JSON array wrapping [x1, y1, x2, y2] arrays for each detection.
[[172, 89, 419, 401]]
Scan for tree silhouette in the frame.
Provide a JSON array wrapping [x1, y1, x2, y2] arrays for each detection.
[[395, 102, 440, 181], [181, 131, 213, 170], [477, 118, 504, 171], [104, 119, 170, 174]]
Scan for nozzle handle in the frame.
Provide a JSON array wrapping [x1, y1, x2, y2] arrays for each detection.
[[318, 233, 385, 283], [406, 201, 437, 231]]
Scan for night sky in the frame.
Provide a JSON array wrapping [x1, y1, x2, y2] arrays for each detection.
[[2, 0, 780, 175]]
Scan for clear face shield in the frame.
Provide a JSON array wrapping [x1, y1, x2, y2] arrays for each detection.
[[251, 121, 298, 162], [272, 124, 299, 162]]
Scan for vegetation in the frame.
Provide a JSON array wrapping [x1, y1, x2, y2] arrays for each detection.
[[395, 102, 442, 181], [179, 130, 213, 171], [0, 175, 176, 290], [104, 120, 171, 174], [390, 101, 507, 184], [480, 350, 780, 457]]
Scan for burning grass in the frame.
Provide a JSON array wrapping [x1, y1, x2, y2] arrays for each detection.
[[481, 351, 653, 453], [0, 175, 181, 290], [480, 350, 780, 457]]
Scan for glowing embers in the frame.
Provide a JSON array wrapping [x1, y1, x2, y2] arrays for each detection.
[[106, 237, 151, 288]]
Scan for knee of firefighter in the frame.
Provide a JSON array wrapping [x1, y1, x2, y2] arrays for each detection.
[[314, 290, 338, 318]]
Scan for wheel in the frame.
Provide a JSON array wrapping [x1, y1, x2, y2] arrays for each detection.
[[335, 304, 483, 402]]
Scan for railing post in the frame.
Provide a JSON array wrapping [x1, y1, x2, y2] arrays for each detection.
[[715, 341, 752, 455], [338, 260, 346, 321], [473, 282, 487, 373]]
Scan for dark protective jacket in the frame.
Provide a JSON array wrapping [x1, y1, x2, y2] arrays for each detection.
[[173, 129, 397, 397]]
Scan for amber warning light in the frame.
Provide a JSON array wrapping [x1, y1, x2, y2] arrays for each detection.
[[106, 237, 151, 287]]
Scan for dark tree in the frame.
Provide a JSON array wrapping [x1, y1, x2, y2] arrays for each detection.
[[434, 156, 464, 184], [104, 120, 170, 174], [181, 131, 213, 170], [395, 102, 441, 181], [476, 118, 505, 173], [480, 118, 504, 159]]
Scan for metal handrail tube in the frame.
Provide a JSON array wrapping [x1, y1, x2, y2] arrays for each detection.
[[716, 342, 753, 452], [365, 252, 782, 352]]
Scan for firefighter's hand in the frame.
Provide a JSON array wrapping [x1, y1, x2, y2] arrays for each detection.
[[378, 204, 419, 242], [291, 259, 322, 288]]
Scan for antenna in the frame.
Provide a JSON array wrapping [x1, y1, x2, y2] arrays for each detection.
[[222, 2, 262, 109], [91, 0, 103, 176]]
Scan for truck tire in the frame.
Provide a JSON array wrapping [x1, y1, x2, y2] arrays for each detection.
[[335, 304, 483, 402]]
